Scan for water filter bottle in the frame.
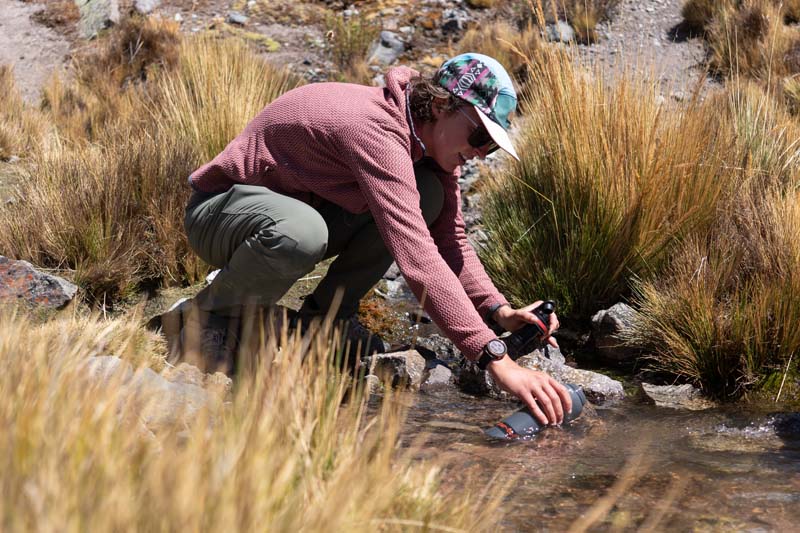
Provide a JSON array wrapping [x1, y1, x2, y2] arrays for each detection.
[[485, 383, 587, 440], [504, 300, 556, 359]]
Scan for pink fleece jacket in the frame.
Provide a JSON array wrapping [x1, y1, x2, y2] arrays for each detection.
[[190, 66, 508, 360]]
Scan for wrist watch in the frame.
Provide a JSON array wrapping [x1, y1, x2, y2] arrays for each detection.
[[477, 338, 508, 370]]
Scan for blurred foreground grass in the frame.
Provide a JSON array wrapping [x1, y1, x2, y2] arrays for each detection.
[[0, 310, 506, 531]]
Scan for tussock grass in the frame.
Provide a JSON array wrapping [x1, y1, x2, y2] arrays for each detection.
[[152, 35, 301, 162], [626, 83, 800, 399], [0, 66, 46, 160], [480, 49, 729, 316], [0, 311, 505, 531]]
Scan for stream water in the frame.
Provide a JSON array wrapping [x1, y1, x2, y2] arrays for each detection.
[[400, 389, 800, 532]]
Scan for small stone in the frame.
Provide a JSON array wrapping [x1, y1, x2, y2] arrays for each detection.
[[364, 374, 382, 395], [590, 303, 640, 362], [545, 21, 575, 43], [75, 0, 120, 39], [421, 363, 453, 390], [226, 11, 248, 26], [369, 350, 426, 389], [441, 8, 469, 34], [640, 383, 715, 410], [133, 0, 160, 15], [174, 12, 183, 22]]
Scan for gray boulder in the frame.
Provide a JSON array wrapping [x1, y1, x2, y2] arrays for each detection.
[[368, 31, 405, 65], [82, 356, 221, 434], [591, 303, 640, 362], [133, 0, 159, 15], [0, 256, 78, 309], [458, 345, 624, 403], [226, 11, 248, 26], [545, 21, 575, 43], [369, 349, 426, 389], [441, 8, 470, 34], [75, 0, 120, 39], [421, 362, 453, 391], [640, 383, 715, 410]]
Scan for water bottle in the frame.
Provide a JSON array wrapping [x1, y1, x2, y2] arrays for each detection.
[[485, 383, 587, 440], [504, 300, 556, 359]]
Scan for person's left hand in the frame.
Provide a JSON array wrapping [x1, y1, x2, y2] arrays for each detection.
[[492, 301, 560, 348]]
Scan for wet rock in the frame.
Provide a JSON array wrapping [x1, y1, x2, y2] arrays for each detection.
[[75, 0, 120, 39], [0, 256, 78, 309], [640, 383, 715, 410], [226, 11, 248, 25], [545, 21, 575, 43], [133, 0, 159, 15], [415, 333, 457, 362], [441, 8, 470, 34], [518, 353, 625, 403], [82, 356, 217, 434], [772, 413, 800, 440], [383, 262, 401, 280], [458, 347, 624, 403], [368, 30, 405, 65], [421, 362, 453, 391], [369, 349, 426, 389], [591, 303, 640, 362], [364, 373, 382, 395]]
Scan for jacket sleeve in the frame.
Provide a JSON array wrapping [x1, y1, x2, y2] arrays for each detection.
[[334, 123, 497, 360], [428, 170, 509, 322]]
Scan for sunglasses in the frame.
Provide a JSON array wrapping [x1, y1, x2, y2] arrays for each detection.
[[458, 107, 499, 154]]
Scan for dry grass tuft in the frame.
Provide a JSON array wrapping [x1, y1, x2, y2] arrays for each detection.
[[324, 11, 380, 84], [0, 310, 506, 531], [456, 20, 541, 84], [626, 83, 800, 399], [30, 0, 80, 28], [480, 49, 730, 315], [0, 66, 47, 160]]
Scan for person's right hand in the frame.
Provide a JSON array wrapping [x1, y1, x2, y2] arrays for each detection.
[[487, 355, 572, 425]]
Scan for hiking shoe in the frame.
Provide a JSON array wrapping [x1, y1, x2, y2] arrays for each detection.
[[179, 311, 240, 374]]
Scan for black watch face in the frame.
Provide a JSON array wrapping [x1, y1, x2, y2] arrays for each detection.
[[487, 339, 506, 358]]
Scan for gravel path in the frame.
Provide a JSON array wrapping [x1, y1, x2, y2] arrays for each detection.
[[0, 0, 70, 103], [579, 0, 710, 95]]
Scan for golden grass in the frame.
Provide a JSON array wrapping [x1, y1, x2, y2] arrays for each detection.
[[455, 20, 541, 84], [0, 66, 46, 160], [323, 11, 380, 84], [625, 83, 800, 399], [480, 48, 730, 315], [0, 310, 506, 531], [0, 30, 301, 302]]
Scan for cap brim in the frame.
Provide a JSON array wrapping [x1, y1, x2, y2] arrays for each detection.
[[475, 107, 519, 161]]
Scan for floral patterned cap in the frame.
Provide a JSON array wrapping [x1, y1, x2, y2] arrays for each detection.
[[436, 53, 519, 160]]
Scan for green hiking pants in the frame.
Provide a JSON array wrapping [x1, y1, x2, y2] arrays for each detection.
[[184, 164, 444, 319]]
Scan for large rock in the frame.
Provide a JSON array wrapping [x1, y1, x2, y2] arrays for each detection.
[[545, 21, 575, 43], [369, 349, 426, 389], [133, 0, 159, 15], [591, 303, 640, 362], [421, 362, 453, 391], [0, 256, 78, 309], [458, 345, 625, 403], [82, 356, 221, 434], [640, 383, 715, 410], [75, 0, 120, 39], [368, 30, 404, 65]]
